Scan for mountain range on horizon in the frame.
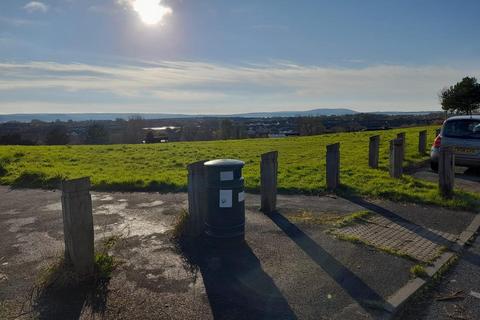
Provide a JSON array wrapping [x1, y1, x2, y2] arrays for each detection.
[[0, 108, 440, 123]]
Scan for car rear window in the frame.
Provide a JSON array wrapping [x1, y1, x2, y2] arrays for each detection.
[[443, 119, 480, 139]]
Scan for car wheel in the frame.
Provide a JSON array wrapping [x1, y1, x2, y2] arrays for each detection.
[[430, 161, 438, 172]]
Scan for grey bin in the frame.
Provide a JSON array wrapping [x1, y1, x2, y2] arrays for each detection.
[[204, 159, 246, 240]]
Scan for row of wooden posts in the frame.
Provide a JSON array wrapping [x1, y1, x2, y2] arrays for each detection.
[[186, 129, 453, 237], [59, 128, 451, 277]]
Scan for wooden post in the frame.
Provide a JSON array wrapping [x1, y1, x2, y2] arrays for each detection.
[[368, 135, 380, 168], [396, 132, 406, 161], [260, 151, 278, 213], [326, 143, 340, 191], [418, 130, 427, 154], [61, 177, 94, 277], [185, 160, 208, 237], [439, 146, 455, 198], [389, 139, 403, 178]]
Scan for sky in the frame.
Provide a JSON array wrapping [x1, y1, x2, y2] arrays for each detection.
[[0, 0, 480, 115]]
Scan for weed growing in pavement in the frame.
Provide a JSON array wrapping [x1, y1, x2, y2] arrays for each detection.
[[410, 264, 428, 278], [332, 210, 373, 228], [172, 209, 189, 240]]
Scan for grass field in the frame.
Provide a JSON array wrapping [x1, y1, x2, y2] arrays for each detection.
[[0, 126, 478, 210]]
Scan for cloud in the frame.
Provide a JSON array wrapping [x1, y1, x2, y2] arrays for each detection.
[[118, 0, 172, 25], [23, 1, 48, 13], [0, 60, 478, 113]]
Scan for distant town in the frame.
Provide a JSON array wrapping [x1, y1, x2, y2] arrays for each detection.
[[0, 111, 444, 145]]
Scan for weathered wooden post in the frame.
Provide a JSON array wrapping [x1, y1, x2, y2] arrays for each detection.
[[368, 135, 380, 168], [389, 139, 403, 178], [397, 132, 406, 160], [260, 151, 278, 213], [439, 146, 455, 198], [61, 177, 94, 277], [185, 160, 208, 237], [326, 143, 340, 190], [418, 130, 427, 154]]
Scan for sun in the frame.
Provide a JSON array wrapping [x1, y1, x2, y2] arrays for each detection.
[[131, 0, 172, 25]]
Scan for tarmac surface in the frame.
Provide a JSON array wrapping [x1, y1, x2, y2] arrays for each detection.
[[395, 234, 480, 320], [0, 186, 478, 319]]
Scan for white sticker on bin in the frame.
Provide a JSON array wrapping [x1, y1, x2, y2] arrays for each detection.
[[220, 171, 234, 181], [219, 190, 233, 208], [238, 191, 245, 202]]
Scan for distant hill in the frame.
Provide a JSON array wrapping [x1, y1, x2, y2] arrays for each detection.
[[231, 108, 358, 118], [0, 108, 359, 123], [0, 108, 443, 123]]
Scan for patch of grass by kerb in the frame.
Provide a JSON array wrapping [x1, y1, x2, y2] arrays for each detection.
[[287, 209, 374, 228], [1, 126, 479, 209], [332, 210, 373, 228], [287, 210, 347, 225], [410, 264, 428, 278]]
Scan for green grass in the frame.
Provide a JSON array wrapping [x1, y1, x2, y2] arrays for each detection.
[[333, 210, 373, 228], [0, 126, 479, 209], [410, 264, 428, 278]]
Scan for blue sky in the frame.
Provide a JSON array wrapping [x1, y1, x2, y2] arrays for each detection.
[[1, 0, 479, 114]]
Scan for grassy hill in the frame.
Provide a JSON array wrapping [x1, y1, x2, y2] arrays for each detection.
[[0, 126, 478, 209]]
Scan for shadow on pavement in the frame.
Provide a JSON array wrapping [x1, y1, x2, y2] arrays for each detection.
[[32, 266, 109, 320], [462, 249, 480, 268], [178, 237, 297, 320], [343, 196, 456, 247], [266, 210, 391, 315]]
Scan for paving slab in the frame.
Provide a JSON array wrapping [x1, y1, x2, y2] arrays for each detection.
[[395, 235, 480, 320]]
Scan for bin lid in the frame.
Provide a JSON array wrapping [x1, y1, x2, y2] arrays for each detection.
[[204, 159, 245, 167]]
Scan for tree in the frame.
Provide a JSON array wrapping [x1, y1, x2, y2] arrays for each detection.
[[123, 116, 145, 144], [219, 119, 234, 139], [85, 123, 109, 144], [46, 125, 69, 145], [440, 77, 480, 115]]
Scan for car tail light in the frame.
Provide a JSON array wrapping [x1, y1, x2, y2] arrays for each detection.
[[433, 135, 441, 148]]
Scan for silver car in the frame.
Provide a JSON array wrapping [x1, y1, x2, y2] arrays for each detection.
[[430, 115, 480, 172]]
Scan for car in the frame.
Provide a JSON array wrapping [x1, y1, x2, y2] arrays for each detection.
[[430, 115, 480, 172]]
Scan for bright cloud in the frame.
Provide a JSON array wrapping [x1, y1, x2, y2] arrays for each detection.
[[120, 0, 172, 25], [23, 1, 48, 13], [0, 60, 478, 113]]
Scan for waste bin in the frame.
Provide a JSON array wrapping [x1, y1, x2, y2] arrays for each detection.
[[204, 159, 245, 241]]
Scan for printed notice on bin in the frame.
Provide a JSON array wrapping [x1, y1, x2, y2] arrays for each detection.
[[238, 191, 245, 202], [219, 190, 233, 208], [220, 171, 234, 181]]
